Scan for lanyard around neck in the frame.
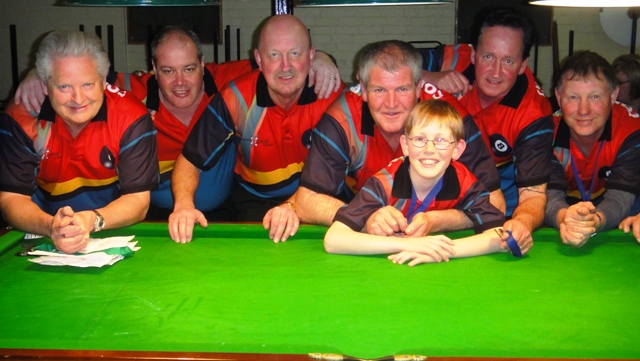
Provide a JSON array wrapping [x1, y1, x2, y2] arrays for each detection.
[[406, 176, 444, 224], [570, 140, 605, 202]]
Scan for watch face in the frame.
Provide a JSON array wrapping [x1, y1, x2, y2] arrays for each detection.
[[94, 212, 105, 231]]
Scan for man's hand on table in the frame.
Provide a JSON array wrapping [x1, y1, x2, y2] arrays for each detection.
[[263, 202, 299, 243], [501, 219, 533, 255], [403, 212, 434, 237], [558, 202, 598, 248], [619, 214, 640, 243], [168, 207, 207, 244], [51, 206, 89, 254], [365, 206, 409, 236]]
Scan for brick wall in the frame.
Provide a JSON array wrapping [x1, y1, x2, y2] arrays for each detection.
[[0, 0, 634, 100]]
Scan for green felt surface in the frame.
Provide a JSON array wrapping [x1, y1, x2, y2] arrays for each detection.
[[0, 223, 639, 359]]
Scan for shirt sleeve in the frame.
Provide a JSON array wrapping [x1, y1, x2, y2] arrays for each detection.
[[333, 176, 389, 232], [455, 179, 505, 233], [458, 113, 501, 192], [606, 129, 640, 196], [207, 60, 254, 91], [117, 113, 159, 194], [182, 92, 236, 171], [0, 112, 39, 195], [546, 152, 568, 192], [299, 113, 351, 197], [514, 114, 555, 188]]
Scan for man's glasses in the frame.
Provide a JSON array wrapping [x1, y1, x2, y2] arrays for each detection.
[[408, 136, 456, 150]]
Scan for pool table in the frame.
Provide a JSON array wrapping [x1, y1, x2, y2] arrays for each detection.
[[1, 223, 639, 361]]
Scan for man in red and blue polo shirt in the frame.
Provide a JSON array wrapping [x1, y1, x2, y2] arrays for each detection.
[[546, 51, 640, 247], [169, 15, 344, 243], [420, 8, 554, 254], [0, 30, 158, 254]]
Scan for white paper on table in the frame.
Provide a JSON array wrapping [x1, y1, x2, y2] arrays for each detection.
[[80, 235, 139, 253], [26, 235, 139, 268], [28, 252, 124, 267]]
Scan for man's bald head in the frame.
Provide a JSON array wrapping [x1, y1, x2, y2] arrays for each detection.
[[258, 14, 312, 51], [254, 14, 315, 110]]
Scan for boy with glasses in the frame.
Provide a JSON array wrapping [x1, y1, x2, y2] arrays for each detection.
[[324, 100, 507, 266]]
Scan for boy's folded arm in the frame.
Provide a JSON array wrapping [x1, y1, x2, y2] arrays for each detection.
[[447, 227, 505, 259], [324, 221, 454, 260]]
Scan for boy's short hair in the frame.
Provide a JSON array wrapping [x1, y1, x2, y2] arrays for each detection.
[[404, 100, 464, 141]]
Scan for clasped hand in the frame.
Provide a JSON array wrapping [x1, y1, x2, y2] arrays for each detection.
[[50, 206, 90, 254], [559, 202, 598, 248], [366, 206, 432, 237]]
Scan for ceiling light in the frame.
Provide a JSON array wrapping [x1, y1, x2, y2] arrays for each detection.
[[530, 0, 640, 7]]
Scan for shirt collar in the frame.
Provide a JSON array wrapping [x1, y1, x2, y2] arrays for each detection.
[[553, 111, 613, 149], [465, 62, 528, 109], [39, 95, 108, 123], [499, 72, 528, 109], [256, 72, 317, 107], [361, 101, 375, 136], [391, 157, 461, 201], [360, 97, 421, 137]]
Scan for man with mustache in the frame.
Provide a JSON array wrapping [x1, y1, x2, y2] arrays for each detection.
[[169, 15, 344, 243]]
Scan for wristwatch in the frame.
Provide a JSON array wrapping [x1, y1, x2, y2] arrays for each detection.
[[92, 210, 105, 232]]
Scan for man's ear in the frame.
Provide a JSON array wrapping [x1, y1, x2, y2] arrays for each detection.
[[360, 82, 368, 102], [451, 139, 467, 161], [254, 49, 262, 70], [400, 134, 409, 157], [611, 86, 620, 104], [470, 47, 476, 65], [519, 57, 529, 75], [309, 45, 316, 62], [152, 61, 157, 77]]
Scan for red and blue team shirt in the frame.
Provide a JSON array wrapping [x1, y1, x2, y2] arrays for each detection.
[[459, 67, 554, 216], [0, 87, 158, 215], [109, 60, 253, 210], [299, 82, 499, 202], [548, 102, 640, 204], [423, 44, 555, 216], [334, 156, 505, 233], [182, 69, 344, 198]]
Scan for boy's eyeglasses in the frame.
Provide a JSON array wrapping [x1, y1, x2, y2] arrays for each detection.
[[408, 137, 455, 150]]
